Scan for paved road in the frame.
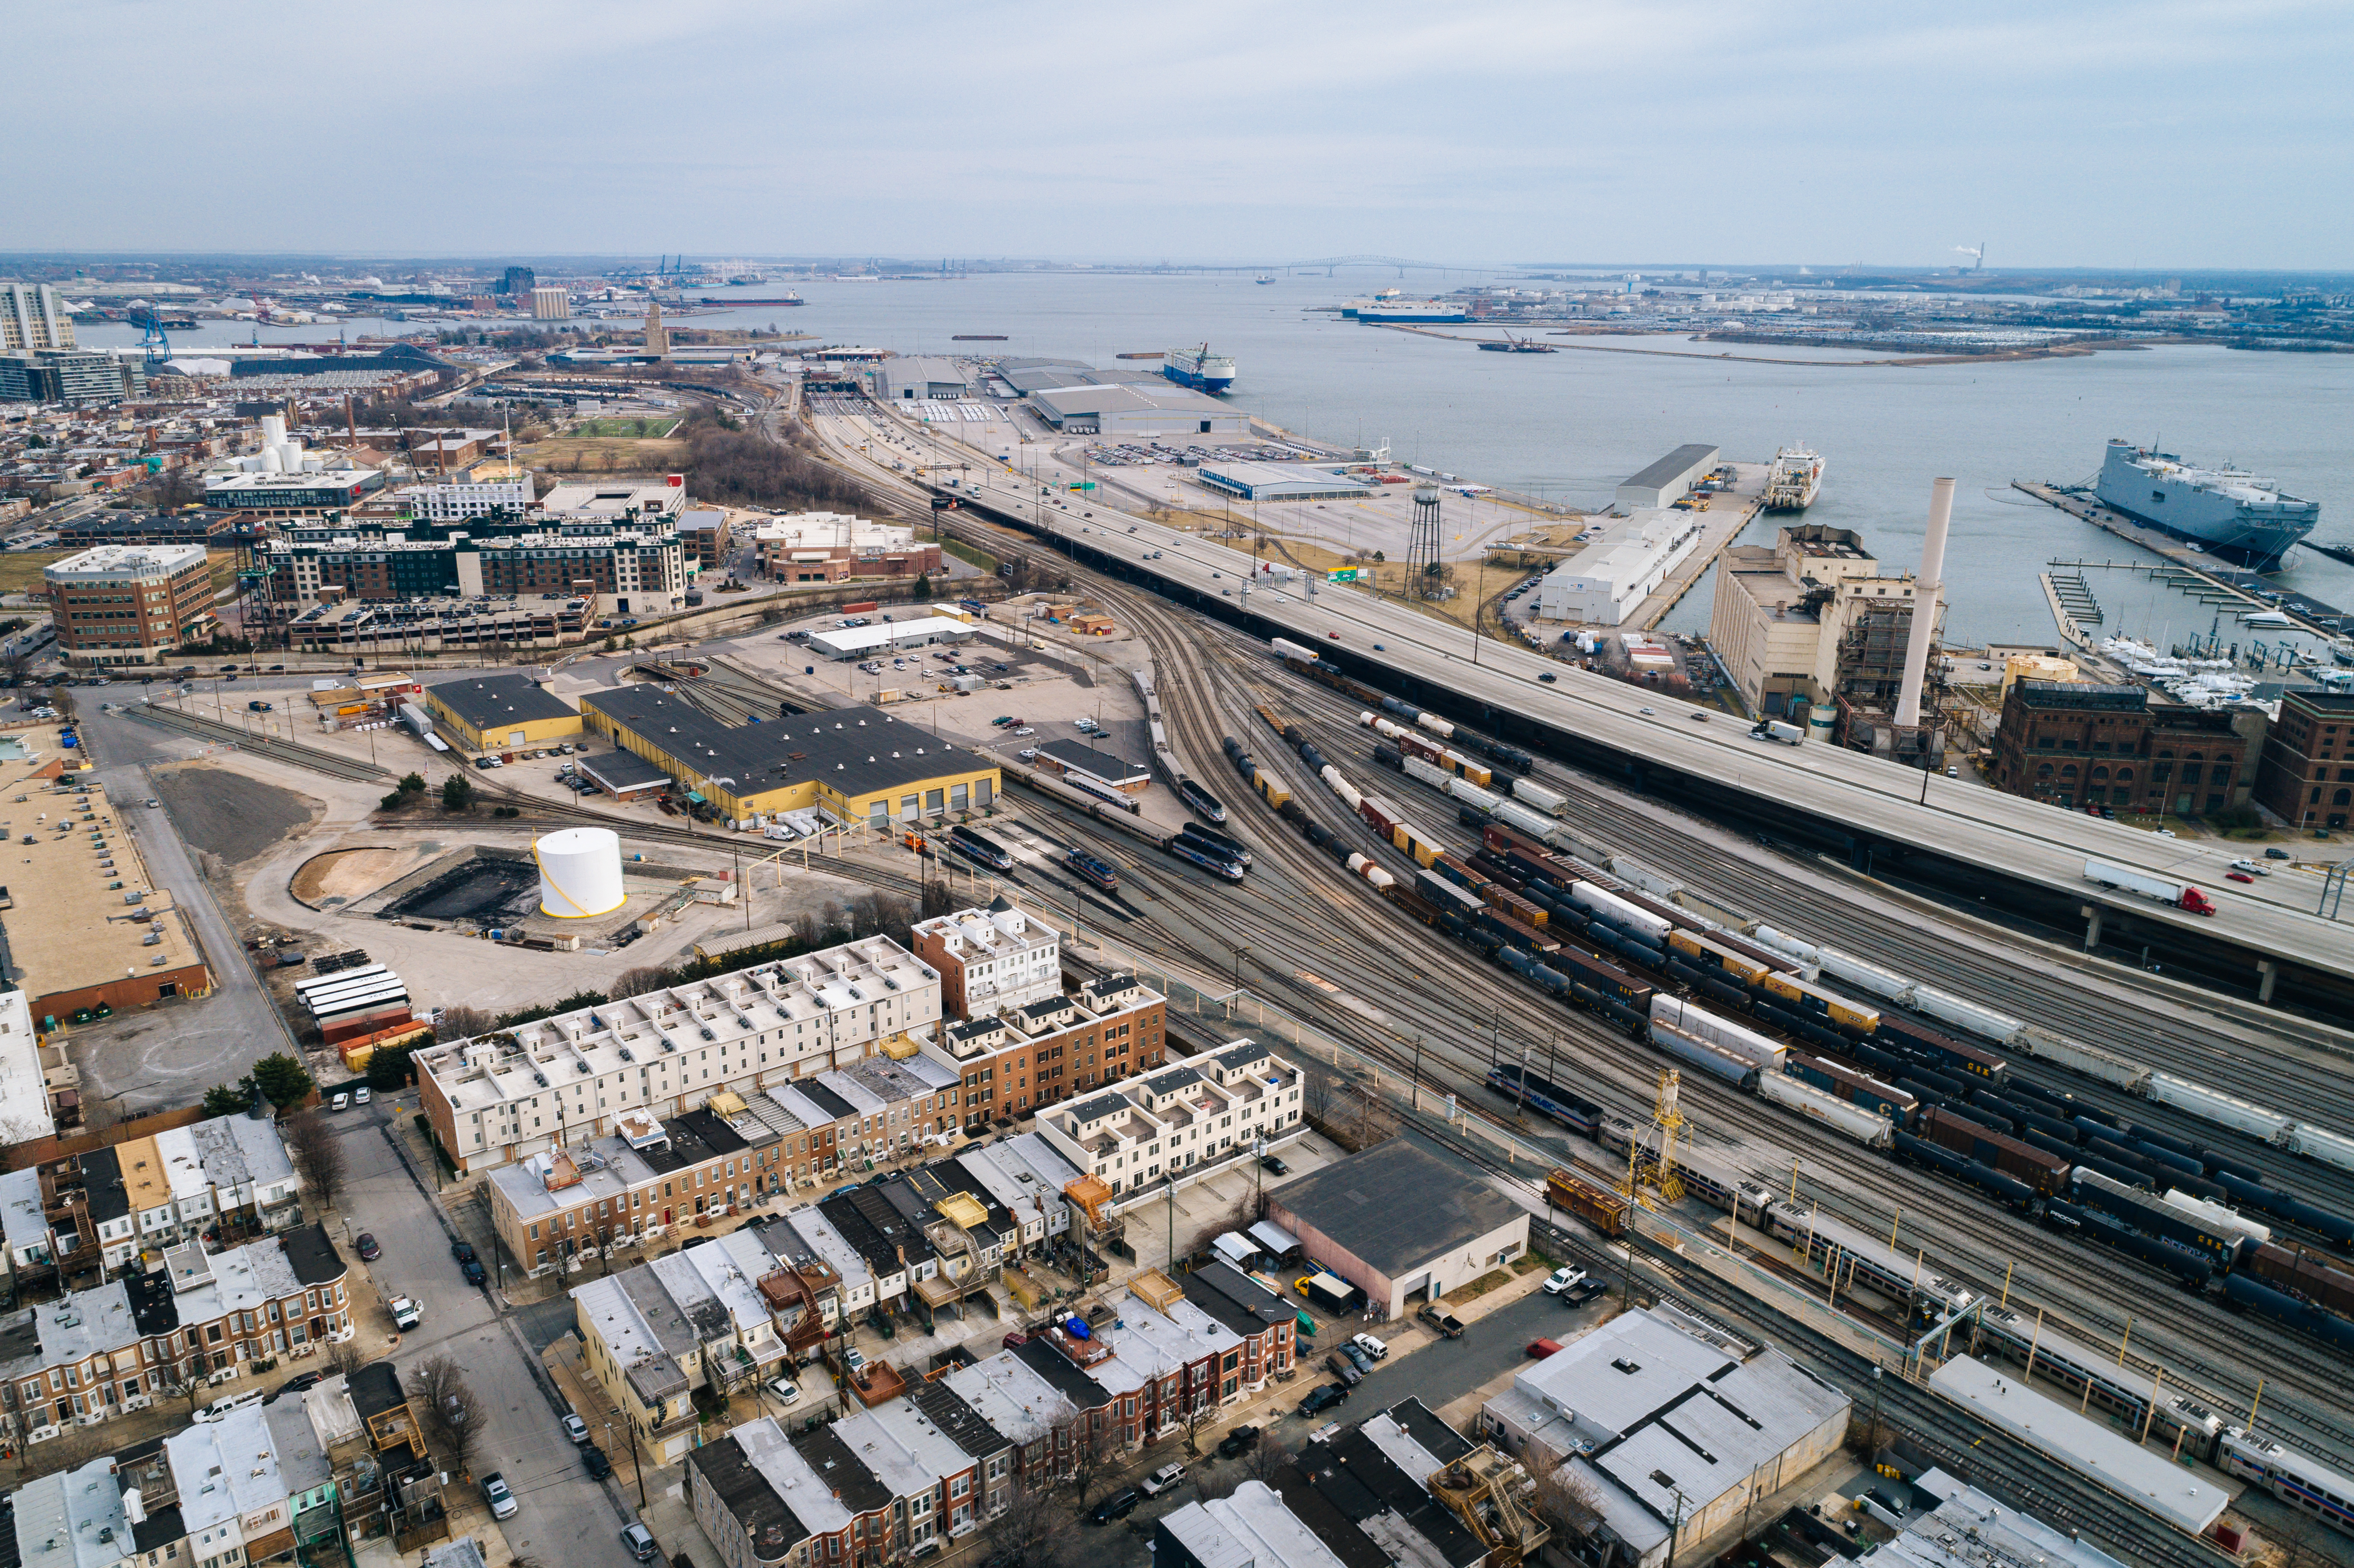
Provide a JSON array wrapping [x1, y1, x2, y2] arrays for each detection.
[[67, 713, 300, 1113], [1312, 1286, 1608, 1418], [332, 1105, 640, 1568]]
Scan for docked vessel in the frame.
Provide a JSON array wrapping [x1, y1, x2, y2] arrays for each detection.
[[2094, 439, 2318, 569], [1477, 332, 1555, 354], [1764, 445, 1824, 510], [1163, 344, 1236, 394], [1349, 298, 1469, 323]]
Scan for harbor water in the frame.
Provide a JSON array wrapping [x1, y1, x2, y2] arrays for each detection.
[[89, 273, 2354, 650]]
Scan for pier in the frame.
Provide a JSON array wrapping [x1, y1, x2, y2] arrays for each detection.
[[2014, 480, 2354, 642]]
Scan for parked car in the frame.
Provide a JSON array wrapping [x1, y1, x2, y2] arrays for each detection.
[[1351, 1333, 1388, 1361], [767, 1375, 801, 1406], [1338, 1341, 1372, 1373], [247, 700, 273, 712], [482, 1474, 518, 1520], [582, 1444, 612, 1481], [329, 1092, 350, 1112], [1325, 1351, 1362, 1386], [451, 1242, 477, 1264], [1088, 1488, 1142, 1525], [1297, 1383, 1349, 1416], [1541, 1266, 1587, 1296], [563, 1413, 590, 1444], [460, 1258, 486, 1286], [1140, 1462, 1187, 1496], [1527, 1338, 1564, 1359], [354, 1232, 380, 1261], [1259, 1154, 1288, 1176], [354, 1086, 371, 1105], [1217, 1425, 1261, 1459], [620, 1525, 658, 1563]]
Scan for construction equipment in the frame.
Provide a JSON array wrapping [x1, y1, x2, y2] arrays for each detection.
[[1623, 1069, 1690, 1207]]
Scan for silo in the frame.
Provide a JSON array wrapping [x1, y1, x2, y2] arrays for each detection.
[[533, 827, 625, 918]]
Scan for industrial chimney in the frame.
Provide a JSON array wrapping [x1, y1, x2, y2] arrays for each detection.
[[1893, 477, 1954, 732]]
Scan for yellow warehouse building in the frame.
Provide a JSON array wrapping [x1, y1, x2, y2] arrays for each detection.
[[424, 671, 587, 753]]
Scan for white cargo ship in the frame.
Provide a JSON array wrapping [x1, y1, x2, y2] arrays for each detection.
[[1764, 446, 1823, 510]]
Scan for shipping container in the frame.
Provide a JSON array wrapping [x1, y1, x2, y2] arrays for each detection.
[[1415, 870, 1486, 920], [1479, 907, 1560, 955], [1253, 769, 1292, 809], [1358, 795, 1402, 836], [1485, 885, 1549, 928], [1783, 1051, 1917, 1123], [1428, 853, 1486, 892], [2248, 1243, 2354, 1317], [1650, 1021, 1761, 1092], [1649, 995, 1784, 1071], [1392, 820, 1444, 867]]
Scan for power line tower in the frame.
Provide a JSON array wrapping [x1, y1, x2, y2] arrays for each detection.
[[1407, 484, 1443, 598]]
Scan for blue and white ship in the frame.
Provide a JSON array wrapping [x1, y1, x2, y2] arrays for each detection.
[[2095, 439, 2318, 570], [1163, 344, 1235, 394]]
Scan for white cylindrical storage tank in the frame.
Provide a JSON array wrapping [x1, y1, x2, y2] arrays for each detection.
[[259, 413, 287, 447], [534, 827, 625, 918]]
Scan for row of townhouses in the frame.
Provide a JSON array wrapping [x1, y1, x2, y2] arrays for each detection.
[[13, 1358, 440, 1568], [2, 1113, 302, 1289], [0, 1225, 351, 1447]]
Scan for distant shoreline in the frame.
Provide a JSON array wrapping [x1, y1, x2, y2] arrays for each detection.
[[1376, 322, 2350, 368]]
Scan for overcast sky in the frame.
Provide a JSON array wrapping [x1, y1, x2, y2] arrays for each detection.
[[17, 0, 2350, 268]]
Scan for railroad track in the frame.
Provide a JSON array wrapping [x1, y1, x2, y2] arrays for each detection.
[[777, 398, 2354, 1473], [122, 703, 393, 784]]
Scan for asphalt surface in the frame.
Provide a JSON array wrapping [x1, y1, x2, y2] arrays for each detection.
[[1304, 1284, 1608, 1418], [67, 716, 306, 1114], [332, 1102, 640, 1568]]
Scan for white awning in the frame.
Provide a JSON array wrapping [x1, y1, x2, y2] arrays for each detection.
[[1248, 1220, 1302, 1256], [1211, 1232, 1256, 1267]]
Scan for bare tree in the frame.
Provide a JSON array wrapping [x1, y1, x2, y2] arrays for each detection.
[[1060, 1411, 1119, 1509], [283, 1110, 348, 1212], [323, 1338, 364, 1380], [414, 1354, 487, 1477], [1524, 1451, 1605, 1543], [609, 965, 670, 999], [435, 1004, 494, 1041], [979, 1477, 1071, 1568]]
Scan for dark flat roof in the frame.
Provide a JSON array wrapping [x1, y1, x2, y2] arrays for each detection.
[[792, 1425, 891, 1513], [583, 688, 988, 798], [282, 1221, 346, 1286], [426, 671, 578, 729], [347, 1360, 408, 1421], [673, 1105, 752, 1155], [1623, 443, 1719, 491], [1268, 1138, 1526, 1280], [1011, 1336, 1113, 1409], [579, 748, 671, 790], [690, 1436, 809, 1557], [1385, 1395, 1473, 1464], [1037, 738, 1147, 783], [909, 1380, 1010, 1461]]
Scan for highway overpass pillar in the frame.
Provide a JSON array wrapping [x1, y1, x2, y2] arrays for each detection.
[[2080, 903, 2103, 951], [2257, 959, 2278, 1004]]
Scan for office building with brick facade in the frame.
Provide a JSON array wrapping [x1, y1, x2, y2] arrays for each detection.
[[936, 971, 1167, 1129], [44, 543, 220, 665]]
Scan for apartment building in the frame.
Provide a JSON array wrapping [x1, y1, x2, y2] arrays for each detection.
[[44, 543, 220, 666], [574, 1239, 796, 1467], [2, 282, 75, 350], [909, 901, 1060, 1019], [392, 474, 535, 521], [259, 512, 684, 613], [1040, 1039, 1304, 1197], [11, 1114, 295, 1288], [416, 936, 943, 1175], [167, 1406, 297, 1567], [2253, 686, 2354, 830], [935, 971, 1167, 1127]]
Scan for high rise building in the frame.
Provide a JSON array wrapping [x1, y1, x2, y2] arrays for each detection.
[[496, 265, 537, 296], [0, 349, 140, 405], [0, 282, 75, 350], [45, 543, 219, 665], [530, 286, 571, 320]]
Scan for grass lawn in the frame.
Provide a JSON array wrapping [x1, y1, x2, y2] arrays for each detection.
[[572, 416, 681, 439], [519, 436, 690, 473], [0, 551, 67, 595], [941, 538, 999, 574]]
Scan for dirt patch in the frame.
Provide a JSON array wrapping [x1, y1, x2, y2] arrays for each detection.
[[153, 762, 322, 864], [289, 846, 414, 907]]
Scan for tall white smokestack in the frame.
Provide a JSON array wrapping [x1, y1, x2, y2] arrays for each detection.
[[1894, 476, 1954, 730]]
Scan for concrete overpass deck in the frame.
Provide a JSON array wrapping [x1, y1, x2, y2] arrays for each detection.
[[834, 406, 2354, 1009]]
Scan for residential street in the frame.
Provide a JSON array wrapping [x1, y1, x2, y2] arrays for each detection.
[[329, 1103, 640, 1568]]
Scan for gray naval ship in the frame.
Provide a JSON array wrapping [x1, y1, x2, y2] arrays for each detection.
[[2095, 439, 2319, 569]]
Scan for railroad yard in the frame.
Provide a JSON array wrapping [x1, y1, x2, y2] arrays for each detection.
[[21, 376, 2352, 1568]]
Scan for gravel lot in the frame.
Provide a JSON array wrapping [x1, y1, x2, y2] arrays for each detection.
[[153, 762, 321, 864]]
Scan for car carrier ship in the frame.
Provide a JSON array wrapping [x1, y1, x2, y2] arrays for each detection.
[[1162, 344, 1236, 394], [2094, 438, 2318, 569]]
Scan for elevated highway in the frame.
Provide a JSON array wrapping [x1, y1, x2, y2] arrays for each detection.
[[920, 463, 2354, 1014]]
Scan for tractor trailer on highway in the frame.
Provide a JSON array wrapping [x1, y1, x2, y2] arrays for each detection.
[[2083, 858, 2216, 916]]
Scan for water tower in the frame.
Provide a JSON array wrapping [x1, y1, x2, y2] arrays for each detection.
[[534, 827, 625, 919], [1407, 485, 1444, 598]]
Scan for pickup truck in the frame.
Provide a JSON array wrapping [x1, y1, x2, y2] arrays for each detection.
[[389, 1297, 422, 1332], [1418, 1303, 1466, 1339]]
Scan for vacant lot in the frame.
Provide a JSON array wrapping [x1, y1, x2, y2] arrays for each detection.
[[520, 435, 690, 474], [154, 762, 321, 864], [573, 416, 681, 439]]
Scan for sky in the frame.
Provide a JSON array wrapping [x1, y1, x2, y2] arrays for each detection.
[[17, 0, 2352, 268]]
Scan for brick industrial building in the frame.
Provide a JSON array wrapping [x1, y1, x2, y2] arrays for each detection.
[[1988, 679, 2261, 817], [2253, 686, 2354, 830]]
